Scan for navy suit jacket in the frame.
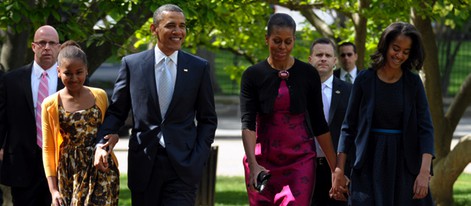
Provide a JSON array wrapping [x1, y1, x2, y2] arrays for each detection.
[[0, 63, 64, 187], [97, 49, 217, 192], [338, 69, 434, 175]]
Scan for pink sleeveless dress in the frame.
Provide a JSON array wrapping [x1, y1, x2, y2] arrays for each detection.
[[243, 80, 316, 205]]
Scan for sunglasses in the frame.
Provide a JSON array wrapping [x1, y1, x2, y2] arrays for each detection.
[[340, 53, 354, 57]]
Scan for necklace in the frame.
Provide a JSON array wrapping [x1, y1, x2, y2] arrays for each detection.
[[268, 56, 293, 79], [278, 70, 289, 79]]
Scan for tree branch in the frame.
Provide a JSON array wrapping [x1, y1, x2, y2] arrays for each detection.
[[443, 135, 471, 179], [298, 8, 334, 38], [84, 2, 153, 73]]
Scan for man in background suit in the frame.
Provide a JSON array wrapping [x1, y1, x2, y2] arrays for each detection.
[[0, 68, 4, 205], [0, 25, 62, 206], [94, 4, 217, 206], [334, 42, 358, 83], [309, 38, 352, 206]]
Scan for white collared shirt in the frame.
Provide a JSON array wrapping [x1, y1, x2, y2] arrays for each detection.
[[316, 75, 334, 158], [31, 61, 58, 113], [339, 66, 357, 83], [154, 46, 178, 147], [322, 75, 333, 121]]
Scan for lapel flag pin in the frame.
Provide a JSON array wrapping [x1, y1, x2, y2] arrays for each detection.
[[335, 90, 340, 94], [184, 69, 188, 72]]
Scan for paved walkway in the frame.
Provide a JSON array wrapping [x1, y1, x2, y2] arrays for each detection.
[[114, 115, 471, 176]]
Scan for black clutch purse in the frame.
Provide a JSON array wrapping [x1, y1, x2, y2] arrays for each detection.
[[254, 171, 271, 192]]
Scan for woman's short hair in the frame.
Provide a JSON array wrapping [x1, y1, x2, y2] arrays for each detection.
[[266, 13, 296, 37]]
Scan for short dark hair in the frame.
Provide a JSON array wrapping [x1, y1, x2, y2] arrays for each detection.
[[310, 38, 337, 56], [153, 4, 184, 25], [266, 13, 296, 37], [338, 42, 357, 53], [370, 22, 425, 71]]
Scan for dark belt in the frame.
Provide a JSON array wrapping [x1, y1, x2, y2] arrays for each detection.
[[316, 157, 327, 166], [157, 143, 167, 155]]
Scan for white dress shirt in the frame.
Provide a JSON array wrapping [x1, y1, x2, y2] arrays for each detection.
[[339, 66, 357, 83], [315, 75, 333, 158]]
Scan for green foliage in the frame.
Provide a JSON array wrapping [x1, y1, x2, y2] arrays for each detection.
[[438, 41, 471, 96], [1, 0, 470, 91], [432, 0, 471, 29]]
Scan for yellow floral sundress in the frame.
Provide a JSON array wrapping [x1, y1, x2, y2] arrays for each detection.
[[58, 104, 119, 206]]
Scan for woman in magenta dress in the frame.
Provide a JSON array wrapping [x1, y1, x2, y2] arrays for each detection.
[[240, 13, 341, 205]]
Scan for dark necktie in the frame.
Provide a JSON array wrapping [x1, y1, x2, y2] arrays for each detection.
[[345, 73, 352, 83]]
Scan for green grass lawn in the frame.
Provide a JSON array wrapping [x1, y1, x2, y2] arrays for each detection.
[[118, 173, 471, 205], [214, 176, 248, 206], [454, 173, 471, 206]]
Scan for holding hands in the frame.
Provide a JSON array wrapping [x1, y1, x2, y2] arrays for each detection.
[[329, 152, 350, 201], [330, 167, 349, 201], [94, 134, 119, 172]]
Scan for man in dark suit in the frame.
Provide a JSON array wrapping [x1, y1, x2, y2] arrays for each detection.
[[333, 42, 358, 83], [94, 4, 217, 206], [0, 68, 4, 205], [0, 25, 62, 206], [308, 38, 352, 206]]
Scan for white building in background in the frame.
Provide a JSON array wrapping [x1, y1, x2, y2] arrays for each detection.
[[274, 5, 334, 30]]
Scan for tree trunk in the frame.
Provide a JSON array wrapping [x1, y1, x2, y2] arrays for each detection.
[[412, 5, 471, 206], [411, 5, 447, 157], [352, 0, 370, 70], [196, 47, 222, 94], [0, 26, 31, 71], [432, 135, 471, 206]]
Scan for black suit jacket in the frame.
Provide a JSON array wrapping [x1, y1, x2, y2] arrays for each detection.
[[328, 77, 352, 150], [0, 63, 63, 187], [97, 49, 217, 192], [338, 69, 434, 174]]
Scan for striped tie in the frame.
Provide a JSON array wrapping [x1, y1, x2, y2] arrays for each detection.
[[36, 71, 48, 148], [345, 73, 352, 83]]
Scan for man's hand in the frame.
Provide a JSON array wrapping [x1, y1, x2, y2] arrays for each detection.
[[101, 134, 119, 154]]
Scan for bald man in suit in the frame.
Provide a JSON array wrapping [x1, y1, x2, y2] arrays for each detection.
[[0, 25, 63, 206]]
